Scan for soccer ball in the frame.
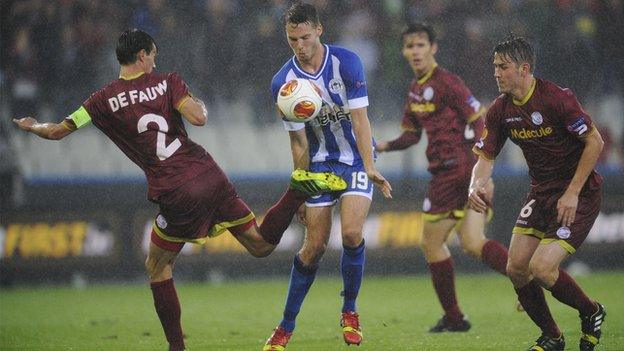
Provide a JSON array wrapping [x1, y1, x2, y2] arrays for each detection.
[[277, 78, 323, 122]]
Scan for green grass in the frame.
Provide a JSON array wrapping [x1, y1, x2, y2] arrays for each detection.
[[1, 272, 622, 350]]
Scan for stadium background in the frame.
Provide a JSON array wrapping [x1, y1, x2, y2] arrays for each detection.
[[0, 0, 623, 286]]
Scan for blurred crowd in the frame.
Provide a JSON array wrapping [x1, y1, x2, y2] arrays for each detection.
[[1, 0, 623, 160]]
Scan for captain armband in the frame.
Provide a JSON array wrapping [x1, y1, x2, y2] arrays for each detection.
[[69, 106, 92, 129]]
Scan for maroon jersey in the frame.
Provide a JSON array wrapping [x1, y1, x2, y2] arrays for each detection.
[[474, 78, 602, 192], [79, 72, 216, 199], [401, 65, 485, 174]]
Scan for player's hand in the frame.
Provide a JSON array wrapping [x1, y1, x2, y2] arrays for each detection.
[[557, 190, 579, 227], [367, 169, 392, 198], [296, 203, 307, 226], [194, 97, 208, 118], [468, 181, 489, 213], [13, 117, 37, 131], [375, 141, 389, 153]]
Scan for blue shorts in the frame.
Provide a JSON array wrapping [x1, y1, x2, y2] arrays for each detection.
[[306, 160, 374, 207]]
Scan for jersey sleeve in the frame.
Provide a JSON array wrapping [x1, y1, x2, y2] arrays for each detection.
[[168, 72, 191, 110], [472, 102, 507, 160], [400, 93, 423, 134], [271, 74, 284, 103], [557, 88, 595, 138], [445, 74, 485, 123], [338, 51, 369, 109], [77, 89, 110, 129]]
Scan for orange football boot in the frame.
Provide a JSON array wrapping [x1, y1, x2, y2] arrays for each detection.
[[263, 326, 292, 351], [341, 311, 363, 346]]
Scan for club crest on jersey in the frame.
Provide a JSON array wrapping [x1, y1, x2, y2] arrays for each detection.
[[329, 78, 345, 94], [556, 226, 571, 239], [531, 111, 543, 125], [423, 87, 434, 101]]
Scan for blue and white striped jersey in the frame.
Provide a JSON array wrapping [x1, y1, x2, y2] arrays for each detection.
[[272, 44, 370, 166]]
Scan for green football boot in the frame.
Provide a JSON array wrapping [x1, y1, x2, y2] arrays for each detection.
[[290, 169, 347, 196]]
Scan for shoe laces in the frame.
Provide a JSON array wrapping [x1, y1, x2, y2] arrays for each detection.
[[341, 311, 360, 329], [268, 327, 292, 346]]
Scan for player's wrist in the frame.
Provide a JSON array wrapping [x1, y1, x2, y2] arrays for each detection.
[[565, 186, 581, 196]]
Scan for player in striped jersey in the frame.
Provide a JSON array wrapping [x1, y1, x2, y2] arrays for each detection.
[[264, 3, 392, 350]]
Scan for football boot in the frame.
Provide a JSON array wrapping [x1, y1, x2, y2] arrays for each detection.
[[290, 169, 347, 196], [580, 302, 606, 351], [263, 326, 292, 351], [428, 315, 471, 333], [527, 334, 565, 351], [341, 311, 363, 346]]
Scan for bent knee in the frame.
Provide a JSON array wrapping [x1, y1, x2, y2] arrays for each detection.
[[420, 235, 445, 253], [145, 259, 169, 281], [460, 240, 484, 259], [300, 243, 327, 265], [249, 244, 274, 258], [506, 261, 530, 282], [529, 259, 558, 283], [342, 231, 362, 247]]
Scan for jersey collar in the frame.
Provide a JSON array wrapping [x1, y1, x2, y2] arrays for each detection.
[[119, 71, 145, 80], [292, 44, 329, 80], [513, 78, 536, 106], [417, 63, 438, 85]]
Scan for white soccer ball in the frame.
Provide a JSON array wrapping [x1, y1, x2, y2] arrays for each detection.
[[277, 78, 323, 123]]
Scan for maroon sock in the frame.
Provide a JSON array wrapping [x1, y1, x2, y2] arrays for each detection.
[[259, 188, 308, 245], [548, 269, 596, 316], [151, 279, 185, 351], [515, 280, 561, 338], [481, 240, 508, 275], [429, 257, 463, 322]]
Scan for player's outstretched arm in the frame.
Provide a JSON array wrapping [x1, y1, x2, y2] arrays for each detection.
[[13, 117, 75, 140], [468, 156, 494, 213], [376, 130, 421, 153], [351, 107, 392, 198], [177, 96, 207, 126]]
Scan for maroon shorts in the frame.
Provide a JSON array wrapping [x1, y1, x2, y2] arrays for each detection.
[[422, 169, 471, 221], [150, 165, 255, 251], [512, 187, 601, 253]]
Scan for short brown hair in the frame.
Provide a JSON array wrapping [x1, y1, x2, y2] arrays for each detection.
[[283, 1, 320, 27], [494, 34, 536, 73]]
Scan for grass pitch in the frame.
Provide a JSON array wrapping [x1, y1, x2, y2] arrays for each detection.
[[1, 272, 622, 350]]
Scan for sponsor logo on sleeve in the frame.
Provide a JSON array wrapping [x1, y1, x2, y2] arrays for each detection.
[[467, 95, 481, 112], [567, 116, 588, 135], [530, 111, 543, 125], [355, 80, 367, 89], [475, 128, 488, 148]]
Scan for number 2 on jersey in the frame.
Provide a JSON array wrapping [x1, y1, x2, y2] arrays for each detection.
[[137, 113, 181, 160]]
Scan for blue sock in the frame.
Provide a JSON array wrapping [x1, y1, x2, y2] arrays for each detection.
[[341, 239, 365, 313], [279, 254, 318, 333]]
